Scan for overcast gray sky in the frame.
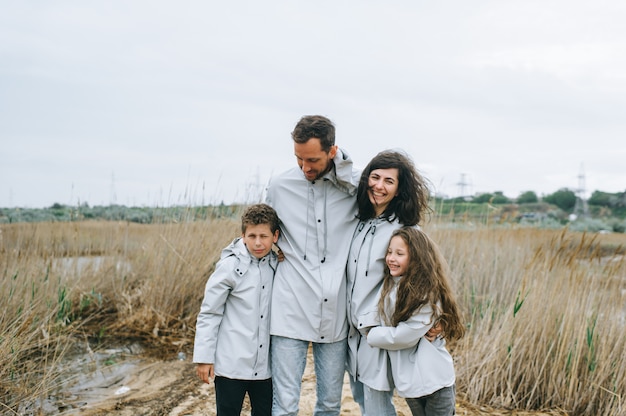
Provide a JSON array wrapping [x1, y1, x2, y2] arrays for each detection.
[[1, 1, 625, 208]]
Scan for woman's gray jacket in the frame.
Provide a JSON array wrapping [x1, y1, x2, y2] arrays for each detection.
[[346, 217, 404, 391]]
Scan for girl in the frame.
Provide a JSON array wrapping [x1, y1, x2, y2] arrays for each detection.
[[367, 227, 465, 416]]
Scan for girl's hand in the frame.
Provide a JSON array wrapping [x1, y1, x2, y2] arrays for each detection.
[[362, 325, 377, 337], [425, 322, 443, 342]]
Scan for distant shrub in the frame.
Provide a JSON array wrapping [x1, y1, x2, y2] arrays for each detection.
[[517, 191, 539, 204], [568, 218, 612, 233], [543, 188, 577, 212], [609, 219, 626, 233]]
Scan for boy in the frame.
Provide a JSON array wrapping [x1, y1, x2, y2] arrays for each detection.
[[193, 203, 280, 416]]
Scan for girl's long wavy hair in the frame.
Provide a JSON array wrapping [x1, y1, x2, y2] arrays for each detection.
[[378, 227, 465, 342]]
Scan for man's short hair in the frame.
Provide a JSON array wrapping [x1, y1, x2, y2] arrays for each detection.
[[291, 115, 335, 152]]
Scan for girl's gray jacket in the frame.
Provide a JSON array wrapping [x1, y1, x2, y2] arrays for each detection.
[[346, 217, 404, 391], [193, 238, 278, 380], [266, 148, 360, 343], [367, 279, 454, 398]]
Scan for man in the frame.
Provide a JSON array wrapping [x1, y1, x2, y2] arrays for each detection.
[[266, 115, 360, 415]]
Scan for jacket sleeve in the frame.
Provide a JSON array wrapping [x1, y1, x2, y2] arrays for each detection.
[[356, 308, 381, 335], [366, 305, 435, 351], [193, 256, 237, 364]]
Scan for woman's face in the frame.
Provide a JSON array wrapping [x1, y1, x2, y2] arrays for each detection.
[[367, 168, 399, 216]]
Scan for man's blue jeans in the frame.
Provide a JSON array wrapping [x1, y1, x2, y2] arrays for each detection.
[[348, 373, 396, 416], [271, 335, 346, 416]]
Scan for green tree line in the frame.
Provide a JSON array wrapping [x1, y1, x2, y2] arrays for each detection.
[[0, 202, 244, 224], [444, 188, 626, 217], [1, 188, 625, 231]]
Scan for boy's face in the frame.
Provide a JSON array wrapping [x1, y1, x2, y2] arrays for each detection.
[[243, 223, 279, 259]]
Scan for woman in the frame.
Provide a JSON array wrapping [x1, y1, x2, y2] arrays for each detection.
[[346, 150, 431, 415]]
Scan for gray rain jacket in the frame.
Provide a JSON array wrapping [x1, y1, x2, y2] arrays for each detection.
[[346, 218, 406, 391], [266, 148, 360, 342], [193, 238, 278, 380], [367, 281, 454, 398]]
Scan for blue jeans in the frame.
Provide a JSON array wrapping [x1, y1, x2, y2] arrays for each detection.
[[349, 373, 396, 416], [271, 335, 346, 416], [405, 385, 456, 416]]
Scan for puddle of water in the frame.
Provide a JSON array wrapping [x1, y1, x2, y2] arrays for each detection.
[[52, 256, 132, 277], [18, 343, 144, 415]]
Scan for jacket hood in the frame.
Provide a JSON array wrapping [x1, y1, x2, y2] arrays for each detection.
[[219, 237, 278, 276], [329, 148, 358, 197], [220, 237, 249, 261]]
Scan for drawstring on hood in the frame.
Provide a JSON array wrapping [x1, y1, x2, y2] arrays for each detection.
[[364, 221, 378, 276], [303, 178, 329, 262], [350, 218, 381, 277], [304, 186, 311, 260], [322, 179, 328, 263]]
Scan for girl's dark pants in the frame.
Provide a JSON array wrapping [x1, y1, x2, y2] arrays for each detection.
[[405, 384, 456, 416]]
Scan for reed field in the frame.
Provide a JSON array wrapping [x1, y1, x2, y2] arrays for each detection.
[[1, 217, 625, 415]]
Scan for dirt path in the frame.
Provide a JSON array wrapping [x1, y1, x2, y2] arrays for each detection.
[[78, 351, 372, 416], [76, 353, 563, 416]]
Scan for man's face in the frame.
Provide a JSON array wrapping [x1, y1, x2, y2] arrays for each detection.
[[294, 138, 337, 181]]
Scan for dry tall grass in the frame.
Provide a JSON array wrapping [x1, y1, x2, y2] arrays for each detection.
[[426, 225, 625, 415], [1, 219, 625, 414], [0, 218, 239, 413]]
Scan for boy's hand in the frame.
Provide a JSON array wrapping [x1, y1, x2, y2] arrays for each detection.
[[196, 363, 214, 384]]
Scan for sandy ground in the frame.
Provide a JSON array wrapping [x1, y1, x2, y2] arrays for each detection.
[[72, 351, 564, 416]]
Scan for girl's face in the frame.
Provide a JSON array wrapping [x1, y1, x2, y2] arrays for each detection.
[[367, 168, 399, 216], [386, 235, 410, 277]]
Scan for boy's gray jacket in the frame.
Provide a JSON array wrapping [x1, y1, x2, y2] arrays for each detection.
[[346, 218, 404, 391], [193, 238, 277, 380], [266, 148, 360, 342]]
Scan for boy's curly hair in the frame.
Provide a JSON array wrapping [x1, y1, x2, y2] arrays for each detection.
[[241, 204, 280, 234]]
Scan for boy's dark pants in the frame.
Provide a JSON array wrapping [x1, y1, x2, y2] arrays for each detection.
[[214, 376, 272, 416]]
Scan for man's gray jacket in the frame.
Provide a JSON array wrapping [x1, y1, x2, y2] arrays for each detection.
[[266, 148, 360, 343]]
